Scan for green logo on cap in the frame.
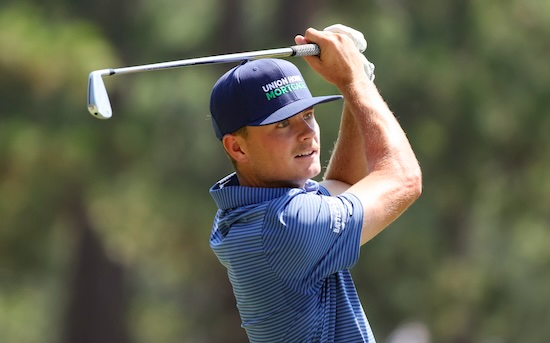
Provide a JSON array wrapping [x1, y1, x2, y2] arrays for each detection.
[[262, 75, 307, 101]]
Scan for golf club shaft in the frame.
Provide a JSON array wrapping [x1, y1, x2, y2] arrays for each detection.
[[88, 44, 320, 119], [101, 44, 320, 77]]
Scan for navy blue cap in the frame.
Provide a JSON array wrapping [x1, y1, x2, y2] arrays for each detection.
[[210, 58, 343, 140]]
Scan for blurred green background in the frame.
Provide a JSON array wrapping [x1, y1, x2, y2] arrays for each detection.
[[1, 0, 549, 342]]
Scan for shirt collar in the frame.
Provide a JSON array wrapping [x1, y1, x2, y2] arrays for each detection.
[[209, 173, 320, 210]]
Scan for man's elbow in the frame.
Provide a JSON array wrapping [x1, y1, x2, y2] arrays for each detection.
[[405, 164, 423, 203]]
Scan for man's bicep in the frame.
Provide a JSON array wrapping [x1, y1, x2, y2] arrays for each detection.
[[347, 174, 414, 245], [324, 176, 405, 246]]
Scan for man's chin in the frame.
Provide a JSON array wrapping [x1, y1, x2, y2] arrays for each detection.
[[307, 164, 322, 179]]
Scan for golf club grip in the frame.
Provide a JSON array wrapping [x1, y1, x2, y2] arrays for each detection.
[[291, 44, 321, 57]]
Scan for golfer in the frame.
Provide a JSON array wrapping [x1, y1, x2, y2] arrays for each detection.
[[208, 26, 422, 343]]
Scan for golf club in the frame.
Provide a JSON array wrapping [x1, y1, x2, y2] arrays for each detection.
[[87, 43, 321, 119]]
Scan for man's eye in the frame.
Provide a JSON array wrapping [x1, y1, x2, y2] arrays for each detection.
[[304, 112, 313, 120], [276, 120, 289, 128]]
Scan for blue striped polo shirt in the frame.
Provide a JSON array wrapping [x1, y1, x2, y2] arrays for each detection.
[[210, 173, 375, 343]]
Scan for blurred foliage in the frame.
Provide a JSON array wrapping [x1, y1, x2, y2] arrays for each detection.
[[1, 0, 549, 342]]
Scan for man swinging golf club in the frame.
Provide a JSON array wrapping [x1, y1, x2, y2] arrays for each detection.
[[208, 25, 422, 342]]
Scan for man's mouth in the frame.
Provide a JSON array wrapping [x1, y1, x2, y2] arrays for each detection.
[[296, 150, 315, 158]]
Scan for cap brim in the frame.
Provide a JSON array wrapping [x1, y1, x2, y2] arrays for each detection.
[[248, 95, 343, 126]]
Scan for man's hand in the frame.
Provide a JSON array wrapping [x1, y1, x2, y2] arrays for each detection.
[[294, 28, 368, 89], [323, 24, 375, 81]]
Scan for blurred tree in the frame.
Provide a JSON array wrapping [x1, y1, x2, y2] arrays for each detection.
[[274, 0, 322, 43], [1, 0, 549, 342], [62, 193, 131, 343], [0, 4, 123, 343]]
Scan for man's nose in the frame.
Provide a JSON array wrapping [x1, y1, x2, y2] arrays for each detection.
[[297, 117, 316, 139]]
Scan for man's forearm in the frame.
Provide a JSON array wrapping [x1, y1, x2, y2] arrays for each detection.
[[325, 77, 398, 184], [323, 101, 368, 185], [342, 78, 422, 243], [339, 77, 414, 172]]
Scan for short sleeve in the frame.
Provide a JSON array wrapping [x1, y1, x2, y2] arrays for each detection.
[[263, 192, 364, 293]]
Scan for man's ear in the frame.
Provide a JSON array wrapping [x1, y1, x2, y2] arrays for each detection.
[[222, 134, 248, 163]]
